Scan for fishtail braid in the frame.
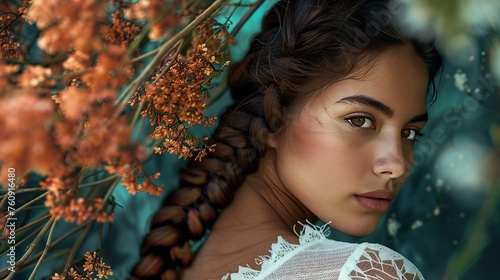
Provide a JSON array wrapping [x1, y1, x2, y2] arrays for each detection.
[[130, 104, 277, 279]]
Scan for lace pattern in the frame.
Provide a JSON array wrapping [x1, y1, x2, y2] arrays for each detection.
[[222, 222, 424, 280], [222, 221, 329, 280], [341, 244, 423, 280]]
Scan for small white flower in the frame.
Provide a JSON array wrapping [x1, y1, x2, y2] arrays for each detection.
[[411, 220, 424, 230], [433, 206, 440, 216], [387, 217, 401, 238], [454, 72, 468, 91]]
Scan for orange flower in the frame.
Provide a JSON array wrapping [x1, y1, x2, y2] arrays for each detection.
[[58, 87, 93, 121], [62, 51, 91, 72], [104, 7, 140, 48], [0, 63, 19, 88], [17, 65, 54, 88], [0, 92, 60, 183], [0, 13, 23, 59]]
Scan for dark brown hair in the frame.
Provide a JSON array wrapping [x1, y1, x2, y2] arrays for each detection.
[[130, 0, 442, 278]]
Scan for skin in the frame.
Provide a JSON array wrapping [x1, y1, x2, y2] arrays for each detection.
[[182, 45, 429, 279]]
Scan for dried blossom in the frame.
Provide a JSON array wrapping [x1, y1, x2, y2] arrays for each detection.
[[41, 177, 114, 224], [105, 159, 164, 196], [27, 0, 107, 54], [57, 87, 94, 121], [18, 0, 33, 19], [52, 252, 113, 279], [80, 45, 133, 89], [104, 7, 140, 48], [17, 65, 54, 87], [0, 92, 60, 183], [83, 252, 113, 279], [62, 51, 91, 72], [0, 13, 22, 59], [0, 63, 20, 87]]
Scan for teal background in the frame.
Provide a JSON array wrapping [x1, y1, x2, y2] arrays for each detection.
[[4, 1, 497, 279]]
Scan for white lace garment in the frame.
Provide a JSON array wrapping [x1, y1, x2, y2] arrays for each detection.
[[222, 222, 424, 280]]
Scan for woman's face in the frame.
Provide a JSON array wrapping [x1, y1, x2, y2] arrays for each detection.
[[270, 45, 429, 236]]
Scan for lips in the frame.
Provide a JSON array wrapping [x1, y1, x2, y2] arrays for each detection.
[[354, 190, 395, 212]]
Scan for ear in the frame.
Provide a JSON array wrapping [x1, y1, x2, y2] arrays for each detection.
[[266, 132, 280, 149]]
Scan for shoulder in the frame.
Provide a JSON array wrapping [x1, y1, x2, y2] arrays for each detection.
[[222, 223, 424, 280]]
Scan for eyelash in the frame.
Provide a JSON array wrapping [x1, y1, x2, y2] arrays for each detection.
[[344, 116, 424, 141]]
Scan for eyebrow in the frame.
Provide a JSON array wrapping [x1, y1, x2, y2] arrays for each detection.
[[336, 95, 428, 123]]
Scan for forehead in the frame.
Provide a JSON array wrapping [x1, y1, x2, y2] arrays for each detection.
[[307, 45, 429, 116]]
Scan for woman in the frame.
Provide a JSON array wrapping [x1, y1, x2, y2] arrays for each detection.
[[131, 0, 442, 279]]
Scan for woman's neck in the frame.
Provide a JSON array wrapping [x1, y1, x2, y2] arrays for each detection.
[[182, 149, 315, 279], [214, 148, 315, 238], [216, 149, 314, 232]]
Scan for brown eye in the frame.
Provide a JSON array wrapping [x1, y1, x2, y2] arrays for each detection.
[[347, 117, 373, 128], [401, 129, 421, 140]]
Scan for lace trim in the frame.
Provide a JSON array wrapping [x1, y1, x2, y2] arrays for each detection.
[[221, 221, 330, 280]]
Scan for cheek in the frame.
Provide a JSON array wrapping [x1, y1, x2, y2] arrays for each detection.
[[276, 123, 373, 193]]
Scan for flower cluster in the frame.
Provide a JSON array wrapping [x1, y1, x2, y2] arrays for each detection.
[[40, 178, 114, 224], [133, 20, 232, 161], [105, 159, 164, 196], [52, 252, 113, 280], [104, 7, 140, 48], [0, 10, 22, 59]]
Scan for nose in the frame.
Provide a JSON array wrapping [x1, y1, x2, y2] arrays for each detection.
[[372, 133, 407, 178]]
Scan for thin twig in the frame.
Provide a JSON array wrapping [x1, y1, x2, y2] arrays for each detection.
[[4, 218, 55, 280], [62, 222, 92, 276], [19, 219, 93, 271], [0, 225, 38, 258], [13, 214, 50, 233], [15, 248, 71, 275], [129, 48, 160, 64], [78, 174, 120, 188], [130, 102, 146, 139], [29, 219, 57, 279], [13, 192, 47, 215], [0, 193, 7, 213], [152, 39, 184, 84], [101, 177, 121, 206], [230, 0, 265, 37]]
